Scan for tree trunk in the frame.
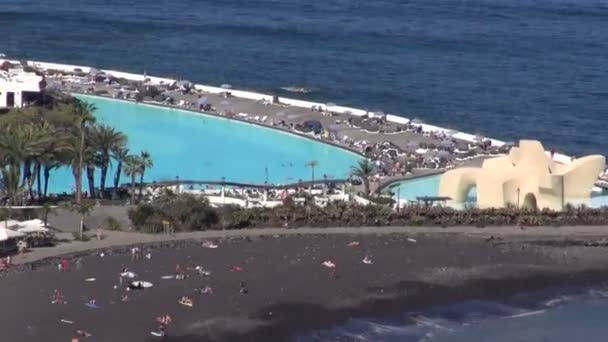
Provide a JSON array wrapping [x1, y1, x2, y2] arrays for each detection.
[[35, 162, 42, 199], [72, 168, 79, 200], [79, 213, 85, 240], [76, 124, 85, 203], [26, 162, 39, 202], [86, 165, 95, 198], [138, 170, 145, 201], [131, 174, 136, 204], [99, 158, 108, 198], [112, 161, 122, 201], [22, 160, 31, 184], [43, 166, 50, 198]]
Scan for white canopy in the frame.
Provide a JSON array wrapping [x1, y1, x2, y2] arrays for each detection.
[[19, 219, 45, 227], [0, 228, 25, 242], [1, 220, 20, 228], [16, 225, 49, 234]]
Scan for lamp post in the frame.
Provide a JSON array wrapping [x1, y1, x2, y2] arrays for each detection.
[[176, 175, 180, 194], [561, 176, 565, 210], [516, 187, 520, 208], [397, 187, 401, 211], [265, 166, 269, 185], [221, 176, 226, 206]]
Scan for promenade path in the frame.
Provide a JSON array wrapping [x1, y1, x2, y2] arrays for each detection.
[[12, 225, 608, 265]]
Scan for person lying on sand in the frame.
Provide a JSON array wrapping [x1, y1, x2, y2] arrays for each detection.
[[154, 315, 172, 337], [179, 296, 193, 307], [76, 330, 92, 338], [194, 286, 213, 294], [175, 264, 186, 279], [192, 266, 211, 276], [52, 289, 66, 304], [322, 260, 337, 278], [201, 240, 218, 249], [240, 281, 248, 295]]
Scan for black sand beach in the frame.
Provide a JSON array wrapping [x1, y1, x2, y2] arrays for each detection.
[[3, 233, 608, 342]]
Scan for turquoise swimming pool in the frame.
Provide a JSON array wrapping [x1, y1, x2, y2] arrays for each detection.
[[386, 174, 608, 208], [47, 95, 362, 193]]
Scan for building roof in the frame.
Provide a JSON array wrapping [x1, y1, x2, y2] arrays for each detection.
[[0, 68, 43, 92]]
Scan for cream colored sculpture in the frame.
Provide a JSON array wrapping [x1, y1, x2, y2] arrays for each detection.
[[439, 140, 605, 210]]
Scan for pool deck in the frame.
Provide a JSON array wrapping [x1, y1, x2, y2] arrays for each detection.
[[1, 58, 579, 185]]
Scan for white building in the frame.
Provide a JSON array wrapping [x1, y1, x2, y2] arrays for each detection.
[[0, 68, 43, 108]]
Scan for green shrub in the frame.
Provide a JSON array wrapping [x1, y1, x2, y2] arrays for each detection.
[[105, 216, 121, 231], [128, 193, 219, 231], [126, 191, 608, 232], [72, 232, 91, 241], [128, 203, 156, 229]]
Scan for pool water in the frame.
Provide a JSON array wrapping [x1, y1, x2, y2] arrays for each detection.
[[46, 95, 362, 193], [386, 175, 608, 208]]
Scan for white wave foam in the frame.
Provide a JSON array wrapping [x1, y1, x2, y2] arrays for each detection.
[[503, 309, 546, 319]]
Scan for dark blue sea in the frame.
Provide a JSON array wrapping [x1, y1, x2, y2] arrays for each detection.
[[3, 0, 608, 340], [2, 0, 607, 157]]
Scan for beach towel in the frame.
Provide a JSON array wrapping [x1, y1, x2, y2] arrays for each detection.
[[85, 302, 100, 309]]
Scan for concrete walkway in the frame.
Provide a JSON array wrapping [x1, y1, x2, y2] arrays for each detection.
[[11, 225, 608, 265]]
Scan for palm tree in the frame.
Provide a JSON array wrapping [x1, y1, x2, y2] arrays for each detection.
[[92, 124, 127, 198], [22, 123, 55, 201], [350, 159, 375, 195], [0, 124, 47, 205], [137, 150, 153, 200], [66, 199, 95, 240], [305, 160, 318, 190], [84, 135, 98, 199], [40, 132, 70, 199], [111, 146, 129, 200], [70, 101, 96, 203], [123, 155, 141, 204]]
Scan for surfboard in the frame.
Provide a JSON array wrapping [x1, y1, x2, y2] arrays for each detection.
[[130, 281, 153, 288], [60, 319, 73, 324]]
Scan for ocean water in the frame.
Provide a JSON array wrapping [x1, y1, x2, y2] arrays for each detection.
[[294, 285, 608, 342], [2, 0, 608, 157], [47, 95, 361, 192]]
